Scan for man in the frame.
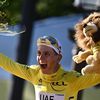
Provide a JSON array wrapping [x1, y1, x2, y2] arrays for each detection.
[[0, 36, 100, 100]]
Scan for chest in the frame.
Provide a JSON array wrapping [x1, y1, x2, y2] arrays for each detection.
[[34, 81, 66, 100], [33, 79, 77, 100], [35, 80, 67, 91]]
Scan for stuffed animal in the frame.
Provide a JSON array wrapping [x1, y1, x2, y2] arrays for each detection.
[[73, 12, 100, 75]]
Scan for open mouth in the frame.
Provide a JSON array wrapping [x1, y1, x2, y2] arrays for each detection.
[[40, 64, 47, 69]]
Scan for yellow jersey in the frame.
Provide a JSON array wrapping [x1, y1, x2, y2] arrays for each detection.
[[0, 53, 100, 100], [91, 41, 100, 60]]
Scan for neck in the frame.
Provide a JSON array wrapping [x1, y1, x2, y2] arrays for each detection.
[[52, 64, 60, 74]]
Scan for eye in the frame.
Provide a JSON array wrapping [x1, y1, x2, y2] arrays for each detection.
[[44, 52, 50, 56]]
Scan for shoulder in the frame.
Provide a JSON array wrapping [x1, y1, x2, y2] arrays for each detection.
[[66, 70, 82, 78], [62, 68, 81, 77], [60, 66, 82, 78], [62, 70, 82, 82], [30, 65, 40, 69], [28, 65, 41, 73]]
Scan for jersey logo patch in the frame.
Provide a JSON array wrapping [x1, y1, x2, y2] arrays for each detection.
[[39, 92, 64, 100], [50, 82, 67, 91]]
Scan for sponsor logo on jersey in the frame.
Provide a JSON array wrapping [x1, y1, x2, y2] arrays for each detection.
[[38, 78, 42, 85], [69, 96, 74, 100], [39, 92, 64, 100], [50, 81, 67, 91], [51, 81, 67, 86]]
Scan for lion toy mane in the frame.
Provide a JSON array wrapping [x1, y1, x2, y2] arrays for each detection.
[[73, 12, 100, 75]]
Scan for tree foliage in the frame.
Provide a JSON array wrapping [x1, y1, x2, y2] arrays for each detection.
[[0, 0, 22, 25], [36, 0, 75, 18], [0, 0, 80, 26]]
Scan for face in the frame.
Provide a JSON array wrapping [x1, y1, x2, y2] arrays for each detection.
[[37, 45, 61, 74]]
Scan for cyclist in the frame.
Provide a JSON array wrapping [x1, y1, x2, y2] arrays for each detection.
[[0, 36, 100, 100]]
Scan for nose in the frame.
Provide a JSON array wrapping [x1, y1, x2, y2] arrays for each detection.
[[38, 55, 45, 64], [38, 54, 46, 62]]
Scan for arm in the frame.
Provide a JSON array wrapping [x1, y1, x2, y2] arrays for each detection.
[[0, 53, 36, 82], [70, 73, 100, 92]]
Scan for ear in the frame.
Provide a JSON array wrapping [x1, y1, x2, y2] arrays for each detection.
[[57, 54, 62, 62]]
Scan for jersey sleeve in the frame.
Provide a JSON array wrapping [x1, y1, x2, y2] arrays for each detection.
[[0, 53, 38, 82], [70, 73, 100, 91]]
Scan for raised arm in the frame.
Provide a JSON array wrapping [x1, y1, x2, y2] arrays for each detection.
[[70, 72, 100, 92], [0, 53, 36, 82]]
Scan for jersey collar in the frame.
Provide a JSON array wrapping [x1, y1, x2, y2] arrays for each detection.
[[39, 65, 65, 82]]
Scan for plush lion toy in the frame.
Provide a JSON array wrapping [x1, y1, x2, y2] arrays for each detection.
[[73, 12, 100, 75]]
